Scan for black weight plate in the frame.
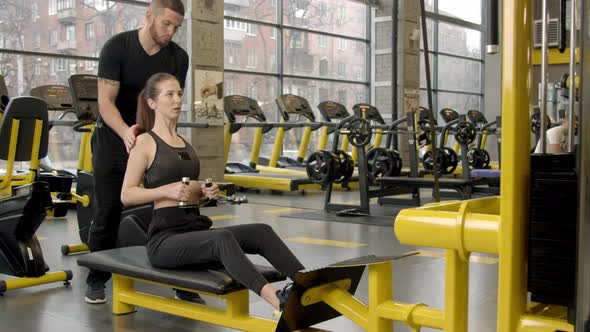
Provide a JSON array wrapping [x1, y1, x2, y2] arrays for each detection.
[[467, 148, 488, 169], [347, 117, 372, 147], [333, 149, 354, 183], [306, 150, 338, 185], [442, 147, 458, 174], [454, 121, 476, 144], [366, 147, 395, 185], [422, 148, 446, 175], [386, 149, 403, 177]]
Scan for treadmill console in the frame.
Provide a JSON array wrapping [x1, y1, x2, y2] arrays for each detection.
[[317, 101, 350, 122], [417, 106, 438, 125], [223, 95, 266, 123], [466, 109, 487, 125], [30, 85, 73, 111], [68, 74, 98, 120], [275, 94, 315, 121], [352, 103, 386, 124], [439, 108, 459, 123], [0, 75, 9, 111]]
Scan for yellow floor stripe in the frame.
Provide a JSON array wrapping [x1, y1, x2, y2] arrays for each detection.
[[264, 207, 305, 214], [335, 200, 361, 204], [287, 237, 367, 248], [37, 237, 47, 241], [210, 215, 240, 221], [412, 250, 498, 264]]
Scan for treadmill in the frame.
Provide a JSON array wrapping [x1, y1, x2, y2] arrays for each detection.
[[255, 95, 324, 176], [223, 95, 321, 192]]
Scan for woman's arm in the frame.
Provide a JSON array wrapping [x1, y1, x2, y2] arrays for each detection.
[[121, 134, 191, 206]]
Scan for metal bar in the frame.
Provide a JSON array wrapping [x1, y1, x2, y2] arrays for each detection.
[[577, 0, 590, 328], [424, 11, 484, 32], [568, 0, 577, 152], [0, 49, 98, 61], [540, 0, 549, 153], [419, 49, 485, 63], [224, 69, 370, 86], [419, 87, 484, 96], [366, 5, 372, 107], [392, 0, 399, 122], [420, 0, 440, 201], [486, 0, 499, 54], [110, 0, 149, 7], [277, 0, 283, 115], [444, 250, 469, 332], [497, 0, 532, 330], [223, 16, 370, 44], [280, 74, 370, 85]]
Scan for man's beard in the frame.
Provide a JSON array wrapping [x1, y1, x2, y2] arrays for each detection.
[[150, 24, 170, 47]]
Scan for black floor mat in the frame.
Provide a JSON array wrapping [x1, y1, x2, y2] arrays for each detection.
[[280, 205, 403, 227]]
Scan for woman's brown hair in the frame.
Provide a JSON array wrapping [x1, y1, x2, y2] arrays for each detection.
[[136, 73, 178, 132]]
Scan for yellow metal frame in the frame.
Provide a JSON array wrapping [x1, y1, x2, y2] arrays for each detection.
[[2, 271, 70, 292], [77, 124, 94, 173], [532, 47, 580, 65], [0, 118, 45, 198], [109, 274, 329, 332], [389, 2, 574, 331]]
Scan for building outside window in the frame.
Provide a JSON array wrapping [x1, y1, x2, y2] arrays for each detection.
[[85, 23, 95, 40]]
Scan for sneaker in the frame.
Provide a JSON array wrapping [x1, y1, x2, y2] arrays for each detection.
[[174, 289, 206, 305], [84, 284, 107, 304], [276, 282, 293, 311]]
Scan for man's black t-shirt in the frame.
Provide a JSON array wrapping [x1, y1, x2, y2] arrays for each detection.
[[97, 29, 189, 127]]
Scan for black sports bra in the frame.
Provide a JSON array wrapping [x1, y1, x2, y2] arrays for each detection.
[[143, 131, 200, 189]]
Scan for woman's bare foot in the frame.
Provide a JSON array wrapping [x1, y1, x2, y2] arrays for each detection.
[[260, 283, 280, 309]]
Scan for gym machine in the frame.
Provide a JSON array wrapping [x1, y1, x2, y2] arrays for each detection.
[[260, 94, 321, 169], [315, 111, 417, 215], [465, 110, 498, 169], [223, 95, 321, 192], [0, 96, 72, 294], [255, 95, 323, 175]]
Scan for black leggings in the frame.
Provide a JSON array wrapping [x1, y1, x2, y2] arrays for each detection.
[[147, 210, 305, 295]]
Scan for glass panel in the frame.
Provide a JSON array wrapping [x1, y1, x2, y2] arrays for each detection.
[[419, 51, 434, 89], [0, 53, 97, 96], [224, 0, 277, 24], [282, 78, 367, 157], [425, 0, 434, 12], [438, 92, 481, 114], [437, 55, 481, 93], [419, 89, 436, 113], [223, 73, 278, 163], [0, 1, 147, 57], [438, 22, 481, 59], [0, 53, 99, 171], [283, 29, 367, 81], [224, 20, 277, 73], [420, 18, 435, 49], [282, 0, 367, 39], [438, 0, 482, 24]]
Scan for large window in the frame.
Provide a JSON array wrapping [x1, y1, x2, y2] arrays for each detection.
[[225, 0, 369, 160], [0, 0, 369, 169], [0, 0, 150, 171], [419, 1, 484, 119]]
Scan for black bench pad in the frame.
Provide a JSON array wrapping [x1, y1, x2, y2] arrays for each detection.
[[77, 246, 286, 295]]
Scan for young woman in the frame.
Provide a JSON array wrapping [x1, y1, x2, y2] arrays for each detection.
[[121, 73, 304, 310]]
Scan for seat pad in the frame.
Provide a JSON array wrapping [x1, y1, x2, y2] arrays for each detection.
[[77, 246, 286, 295]]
